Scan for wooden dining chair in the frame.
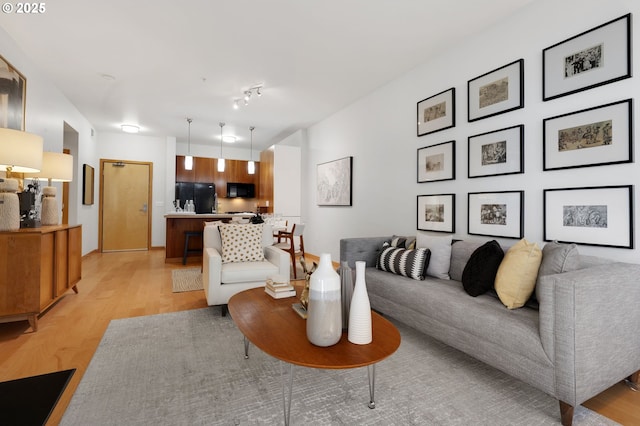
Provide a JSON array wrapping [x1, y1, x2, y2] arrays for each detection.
[[274, 223, 305, 279]]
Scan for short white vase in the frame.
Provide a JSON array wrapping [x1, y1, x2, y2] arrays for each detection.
[[306, 253, 342, 347], [348, 261, 372, 345]]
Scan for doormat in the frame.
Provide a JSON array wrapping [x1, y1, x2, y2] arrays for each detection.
[[172, 268, 204, 292], [0, 368, 75, 426]]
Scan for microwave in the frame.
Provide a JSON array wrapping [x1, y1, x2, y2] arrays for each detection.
[[226, 182, 255, 198]]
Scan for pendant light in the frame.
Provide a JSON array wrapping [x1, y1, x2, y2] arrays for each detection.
[[248, 126, 255, 175], [184, 118, 193, 170], [218, 122, 225, 172]]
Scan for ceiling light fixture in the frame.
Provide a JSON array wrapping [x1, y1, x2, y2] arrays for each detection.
[[222, 135, 236, 143], [248, 126, 255, 175], [232, 84, 264, 109], [121, 124, 139, 134], [217, 122, 225, 172], [185, 118, 193, 171]]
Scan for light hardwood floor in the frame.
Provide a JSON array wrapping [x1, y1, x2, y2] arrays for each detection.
[[0, 249, 638, 425]]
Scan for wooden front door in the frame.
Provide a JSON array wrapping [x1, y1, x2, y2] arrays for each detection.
[[100, 160, 152, 252]]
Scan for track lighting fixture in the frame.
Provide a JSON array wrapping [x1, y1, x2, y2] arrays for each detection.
[[185, 118, 193, 171], [232, 84, 264, 109], [248, 126, 255, 175], [218, 122, 225, 172]]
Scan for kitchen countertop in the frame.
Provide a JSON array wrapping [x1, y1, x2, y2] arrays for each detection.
[[164, 213, 255, 219]]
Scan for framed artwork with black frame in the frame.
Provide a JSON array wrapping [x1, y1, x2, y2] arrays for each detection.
[[417, 193, 455, 233], [542, 14, 631, 101], [316, 156, 353, 206], [468, 190, 524, 239], [417, 88, 455, 136], [467, 59, 524, 122], [468, 124, 524, 178], [417, 140, 455, 183], [543, 99, 632, 171], [82, 164, 94, 205], [543, 185, 633, 248], [0, 54, 26, 131]]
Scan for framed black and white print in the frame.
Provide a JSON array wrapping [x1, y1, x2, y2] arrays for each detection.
[[468, 125, 524, 178], [417, 88, 455, 136], [316, 156, 353, 206], [468, 191, 524, 239], [417, 140, 455, 183], [467, 59, 524, 122], [543, 185, 633, 248], [417, 194, 455, 233], [0, 54, 26, 131], [543, 99, 632, 171], [543, 14, 631, 101]]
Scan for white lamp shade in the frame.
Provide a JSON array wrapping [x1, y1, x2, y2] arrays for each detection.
[[217, 158, 225, 172], [247, 160, 255, 174], [24, 152, 74, 181], [0, 128, 44, 173], [184, 155, 193, 170]]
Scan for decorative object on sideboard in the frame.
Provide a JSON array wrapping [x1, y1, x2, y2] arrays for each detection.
[[184, 118, 193, 171], [82, 164, 94, 205], [348, 261, 372, 345], [339, 261, 354, 331], [24, 151, 74, 226], [306, 253, 341, 347], [0, 178, 19, 231], [217, 122, 225, 172]]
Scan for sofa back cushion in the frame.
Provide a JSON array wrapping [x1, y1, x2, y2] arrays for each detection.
[[495, 239, 542, 309], [461, 240, 504, 296], [416, 232, 452, 279], [376, 246, 431, 280], [449, 240, 485, 282]]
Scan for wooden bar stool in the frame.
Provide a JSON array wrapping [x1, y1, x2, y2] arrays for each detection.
[[183, 231, 203, 265]]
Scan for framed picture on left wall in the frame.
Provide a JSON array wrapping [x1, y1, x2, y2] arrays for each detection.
[[316, 156, 353, 206], [0, 54, 26, 131]]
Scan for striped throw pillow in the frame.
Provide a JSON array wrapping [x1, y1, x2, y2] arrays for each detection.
[[376, 246, 431, 280]]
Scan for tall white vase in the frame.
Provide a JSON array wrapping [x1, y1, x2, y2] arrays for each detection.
[[306, 253, 342, 347], [348, 261, 372, 345]]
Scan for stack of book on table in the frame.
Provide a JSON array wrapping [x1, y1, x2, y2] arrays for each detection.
[[265, 275, 296, 299]]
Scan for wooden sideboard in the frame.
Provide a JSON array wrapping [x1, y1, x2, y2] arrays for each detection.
[[0, 224, 82, 331]]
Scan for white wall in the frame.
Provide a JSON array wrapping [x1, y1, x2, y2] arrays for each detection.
[[0, 26, 99, 255], [304, 0, 640, 263]]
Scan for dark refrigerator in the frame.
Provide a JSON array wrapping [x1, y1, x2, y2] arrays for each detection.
[[175, 182, 216, 214]]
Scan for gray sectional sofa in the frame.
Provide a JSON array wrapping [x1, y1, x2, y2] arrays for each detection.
[[340, 236, 640, 426]]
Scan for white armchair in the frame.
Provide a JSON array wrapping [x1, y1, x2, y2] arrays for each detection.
[[202, 222, 290, 315]]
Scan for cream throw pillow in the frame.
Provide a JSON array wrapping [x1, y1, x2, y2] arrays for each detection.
[[495, 238, 542, 309], [219, 224, 265, 263]]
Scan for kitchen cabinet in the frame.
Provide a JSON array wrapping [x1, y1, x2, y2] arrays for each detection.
[[0, 225, 82, 331], [175, 156, 260, 198]]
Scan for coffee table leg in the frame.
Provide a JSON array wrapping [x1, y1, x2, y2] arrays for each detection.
[[243, 335, 250, 359], [367, 364, 376, 409], [281, 362, 295, 425]]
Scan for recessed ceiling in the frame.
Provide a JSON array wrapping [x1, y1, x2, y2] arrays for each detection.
[[0, 0, 536, 152]]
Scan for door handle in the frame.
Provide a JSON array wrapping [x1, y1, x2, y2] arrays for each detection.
[[140, 203, 148, 213]]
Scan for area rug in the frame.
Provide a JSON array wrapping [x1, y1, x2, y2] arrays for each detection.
[[171, 268, 203, 292], [60, 308, 619, 426], [0, 368, 75, 425]]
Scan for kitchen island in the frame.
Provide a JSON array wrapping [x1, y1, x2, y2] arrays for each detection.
[[164, 213, 254, 263]]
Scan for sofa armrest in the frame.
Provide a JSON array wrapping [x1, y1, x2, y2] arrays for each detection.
[[264, 245, 290, 278], [202, 247, 222, 305], [340, 237, 390, 269], [537, 262, 640, 405]]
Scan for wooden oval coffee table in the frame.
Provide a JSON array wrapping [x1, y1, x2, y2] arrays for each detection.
[[228, 283, 401, 425]]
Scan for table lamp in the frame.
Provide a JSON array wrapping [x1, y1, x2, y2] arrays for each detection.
[[24, 151, 73, 226], [0, 128, 43, 231]]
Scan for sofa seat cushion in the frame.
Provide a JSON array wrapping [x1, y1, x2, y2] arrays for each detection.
[[364, 267, 551, 367], [221, 260, 279, 284]]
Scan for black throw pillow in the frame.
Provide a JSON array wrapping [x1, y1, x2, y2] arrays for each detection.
[[462, 240, 504, 297]]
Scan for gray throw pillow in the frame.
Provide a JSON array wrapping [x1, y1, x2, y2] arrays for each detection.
[[538, 241, 580, 278]]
